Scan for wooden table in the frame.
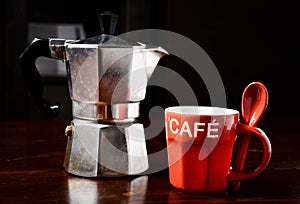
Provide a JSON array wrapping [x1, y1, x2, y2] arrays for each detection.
[[0, 118, 299, 203]]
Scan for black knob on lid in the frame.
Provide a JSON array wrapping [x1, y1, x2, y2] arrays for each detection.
[[98, 11, 118, 35]]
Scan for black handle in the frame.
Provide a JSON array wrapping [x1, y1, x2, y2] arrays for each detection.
[[19, 38, 60, 117]]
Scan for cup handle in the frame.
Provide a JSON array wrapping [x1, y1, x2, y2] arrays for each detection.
[[227, 123, 272, 182]]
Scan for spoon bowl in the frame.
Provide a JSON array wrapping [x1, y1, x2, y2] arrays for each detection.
[[242, 82, 269, 126]]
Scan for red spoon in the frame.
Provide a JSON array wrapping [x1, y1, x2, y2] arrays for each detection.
[[231, 82, 269, 192]]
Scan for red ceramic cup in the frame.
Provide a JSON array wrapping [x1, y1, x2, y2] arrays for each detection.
[[165, 106, 272, 194]]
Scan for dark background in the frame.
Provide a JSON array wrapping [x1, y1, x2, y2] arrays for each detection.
[[1, 0, 299, 120]]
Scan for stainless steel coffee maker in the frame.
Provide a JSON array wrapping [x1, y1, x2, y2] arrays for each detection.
[[19, 12, 168, 177]]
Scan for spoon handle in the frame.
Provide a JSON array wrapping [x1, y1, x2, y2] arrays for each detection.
[[231, 134, 251, 191]]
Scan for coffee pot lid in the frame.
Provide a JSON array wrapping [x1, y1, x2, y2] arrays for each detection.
[[70, 12, 143, 47], [73, 34, 143, 47]]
